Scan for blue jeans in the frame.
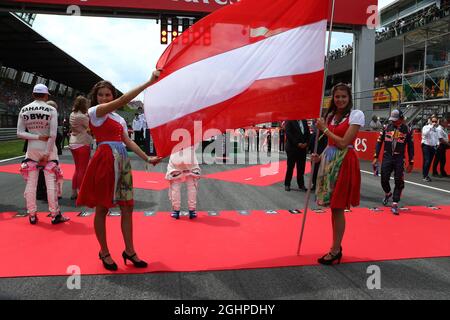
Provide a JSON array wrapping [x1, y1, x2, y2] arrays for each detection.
[[422, 144, 437, 178]]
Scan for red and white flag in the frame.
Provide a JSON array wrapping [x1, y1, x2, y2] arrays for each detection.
[[144, 0, 329, 157]]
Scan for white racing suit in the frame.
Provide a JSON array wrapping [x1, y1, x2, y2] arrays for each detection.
[[17, 100, 61, 216], [165, 146, 201, 211], [20, 160, 62, 215]]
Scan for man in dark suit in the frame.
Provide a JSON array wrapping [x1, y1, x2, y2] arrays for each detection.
[[309, 121, 328, 191], [284, 120, 310, 191], [279, 126, 285, 152]]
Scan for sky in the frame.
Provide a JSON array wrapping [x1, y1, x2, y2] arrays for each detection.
[[31, 0, 396, 99]]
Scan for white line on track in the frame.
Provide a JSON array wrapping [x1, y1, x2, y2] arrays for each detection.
[[2, 154, 449, 195], [0, 146, 68, 164], [361, 169, 450, 194], [0, 155, 24, 163]]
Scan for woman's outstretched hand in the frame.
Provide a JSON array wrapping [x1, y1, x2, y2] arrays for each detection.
[[316, 118, 326, 132], [311, 153, 321, 163], [147, 156, 162, 166], [150, 69, 162, 83]]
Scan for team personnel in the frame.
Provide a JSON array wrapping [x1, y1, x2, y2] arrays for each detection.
[[421, 116, 440, 182], [372, 110, 414, 215], [432, 118, 449, 178], [17, 84, 69, 225], [132, 113, 144, 146]]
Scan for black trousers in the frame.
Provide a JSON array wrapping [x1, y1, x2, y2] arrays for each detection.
[[422, 144, 437, 178], [134, 130, 143, 147], [433, 144, 448, 176], [284, 151, 307, 188], [312, 160, 320, 189], [55, 132, 63, 155], [61, 132, 70, 151], [279, 135, 285, 152], [381, 154, 405, 203]]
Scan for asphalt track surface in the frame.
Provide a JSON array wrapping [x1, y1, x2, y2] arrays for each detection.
[[1, 148, 450, 300]]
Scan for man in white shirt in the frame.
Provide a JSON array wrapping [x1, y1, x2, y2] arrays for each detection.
[[138, 106, 154, 155], [17, 84, 69, 225], [421, 116, 440, 182], [432, 119, 449, 177], [369, 115, 383, 131], [132, 113, 144, 146]]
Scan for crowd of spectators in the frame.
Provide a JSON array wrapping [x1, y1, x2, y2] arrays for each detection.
[[1, 80, 73, 129], [330, 3, 450, 63], [330, 45, 353, 61], [328, 71, 403, 92], [0, 81, 30, 108], [1, 80, 71, 112], [376, 2, 450, 43], [374, 72, 403, 88]]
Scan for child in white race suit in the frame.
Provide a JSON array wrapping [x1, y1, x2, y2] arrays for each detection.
[[166, 145, 201, 219]]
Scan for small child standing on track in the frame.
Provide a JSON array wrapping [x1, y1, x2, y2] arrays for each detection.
[[166, 145, 201, 220]]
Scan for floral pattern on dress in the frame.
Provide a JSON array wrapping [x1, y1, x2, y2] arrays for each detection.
[[316, 146, 348, 207]]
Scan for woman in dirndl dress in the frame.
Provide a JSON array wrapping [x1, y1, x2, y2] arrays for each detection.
[[77, 71, 161, 271], [312, 83, 365, 265]]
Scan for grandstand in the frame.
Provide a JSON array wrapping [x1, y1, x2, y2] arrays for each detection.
[[327, 0, 450, 126], [0, 11, 105, 130]]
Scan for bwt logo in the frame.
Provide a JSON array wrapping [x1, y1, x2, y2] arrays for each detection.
[[171, 0, 240, 5], [354, 138, 368, 152]]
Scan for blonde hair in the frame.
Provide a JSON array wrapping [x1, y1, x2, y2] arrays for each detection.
[[47, 100, 58, 109], [72, 96, 89, 114]]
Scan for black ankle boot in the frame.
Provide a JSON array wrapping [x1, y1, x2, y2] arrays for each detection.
[[171, 211, 180, 220], [189, 210, 197, 219], [51, 212, 70, 225], [29, 214, 38, 225]]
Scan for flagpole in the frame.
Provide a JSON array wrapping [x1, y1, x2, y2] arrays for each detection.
[[297, 0, 337, 256]]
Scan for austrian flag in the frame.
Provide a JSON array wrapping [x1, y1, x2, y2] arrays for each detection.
[[144, 0, 329, 157]]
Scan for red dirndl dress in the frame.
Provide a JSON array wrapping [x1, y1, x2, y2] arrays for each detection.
[[317, 115, 361, 209], [76, 115, 134, 209]]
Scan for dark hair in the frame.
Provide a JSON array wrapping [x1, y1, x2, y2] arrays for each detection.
[[32, 93, 47, 99], [72, 96, 89, 113], [88, 81, 118, 107], [325, 83, 353, 122]]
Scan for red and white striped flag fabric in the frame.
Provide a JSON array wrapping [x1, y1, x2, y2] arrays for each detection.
[[144, 0, 329, 157]]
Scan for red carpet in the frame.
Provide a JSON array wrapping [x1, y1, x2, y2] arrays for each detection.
[[1, 161, 310, 189], [205, 161, 311, 186], [1, 206, 450, 278], [0, 164, 169, 191]]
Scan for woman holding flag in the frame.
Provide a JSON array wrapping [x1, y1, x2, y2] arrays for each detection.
[[312, 83, 365, 265], [77, 71, 161, 271]]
